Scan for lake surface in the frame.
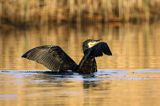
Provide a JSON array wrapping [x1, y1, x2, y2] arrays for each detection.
[[0, 70, 160, 106], [0, 23, 160, 106]]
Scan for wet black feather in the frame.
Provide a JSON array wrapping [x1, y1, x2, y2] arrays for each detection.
[[85, 42, 112, 58], [22, 45, 77, 72], [78, 42, 112, 74], [22, 40, 112, 74]]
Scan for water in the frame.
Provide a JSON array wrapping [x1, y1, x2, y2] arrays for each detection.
[[0, 70, 160, 106], [0, 23, 160, 106]]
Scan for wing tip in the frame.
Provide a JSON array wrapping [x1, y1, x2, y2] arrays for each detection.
[[105, 49, 112, 56], [108, 52, 112, 56], [22, 50, 31, 58], [107, 49, 112, 56], [103, 42, 112, 56], [21, 53, 27, 58]]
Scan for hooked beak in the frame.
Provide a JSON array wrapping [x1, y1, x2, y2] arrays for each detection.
[[94, 39, 101, 42]]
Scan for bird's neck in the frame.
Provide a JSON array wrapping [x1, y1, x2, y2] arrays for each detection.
[[78, 56, 97, 74]]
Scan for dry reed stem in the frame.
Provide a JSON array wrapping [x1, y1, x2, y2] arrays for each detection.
[[0, 0, 160, 26]]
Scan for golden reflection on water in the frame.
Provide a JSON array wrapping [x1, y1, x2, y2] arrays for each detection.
[[0, 70, 160, 106], [0, 23, 160, 106], [0, 23, 160, 70]]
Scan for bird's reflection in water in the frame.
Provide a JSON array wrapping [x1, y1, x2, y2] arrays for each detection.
[[83, 81, 98, 89], [0, 70, 115, 106], [23, 71, 110, 90]]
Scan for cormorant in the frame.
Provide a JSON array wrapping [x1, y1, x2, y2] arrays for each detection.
[[22, 39, 112, 74]]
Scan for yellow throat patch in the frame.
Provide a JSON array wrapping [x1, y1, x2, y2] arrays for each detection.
[[88, 42, 99, 48]]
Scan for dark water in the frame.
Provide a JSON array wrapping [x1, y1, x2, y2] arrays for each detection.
[[0, 23, 160, 106]]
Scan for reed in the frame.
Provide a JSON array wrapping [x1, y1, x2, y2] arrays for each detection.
[[1, 0, 160, 26]]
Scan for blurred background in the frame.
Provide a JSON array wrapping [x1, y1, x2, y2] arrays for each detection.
[[1, 0, 160, 25], [0, 0, 160, 70]]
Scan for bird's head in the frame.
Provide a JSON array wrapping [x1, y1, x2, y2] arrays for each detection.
[[82, 39, 101, 54]]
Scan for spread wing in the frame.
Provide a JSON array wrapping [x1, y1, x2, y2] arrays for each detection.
[[86, 42, 112, 58], [78, 42, 112, 74], [22, 45, 77, 72]]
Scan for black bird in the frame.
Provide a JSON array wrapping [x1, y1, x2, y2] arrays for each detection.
[[22, 39, 112, 74]]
